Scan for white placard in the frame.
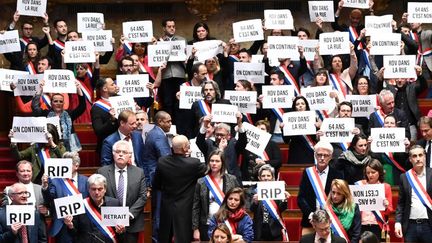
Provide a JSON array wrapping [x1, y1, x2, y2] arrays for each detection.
[[408, 2, 432, 23], [64, 41, 96, 63], [211, 104, 238, 124], [141, 124, 155, 143], [365, 15, 393, 36], [267, 36, 300, 60], [46, 116, 62, 139], [44, 158, 73, 178], [261, 85, 295, 109], [190, 138, 205, 163], [302, 86, 335, 111], [282, 111, 316, 136], [13, 74, 42, 96], [43, 69, 77, 93], [319, 32, 350, 55], [320, 118, 355, 143], [148, 44, 171, 67], [122, 21, 153, 43], [109, 96, 136, 117], [243, 122, 271, 156], [264, 9, 294, 30], [16, 0, 47, 17], [370, 127, 405, 153], [101, 206, 130, 226], [224, 91, 257, 114], [308, 1, 335, 22], [350, 184, 385, 211], [163, 40, 187, 62], [116, 74, 149, 98], [383, 55, 417, 79], [346, 95, 377, 117], [232, 19, 264, 43], [251, 54, 264, 63], [6, 205, 34, 225], [299, 39, 319, 61], [11, 116, 47, 143], [54, 194, 85, 218], [193, 40, 224, 62], [82, 30, 113, 52], [234, 62, 265, 84], [257, 181, 286, 200], [0, 30, 21, 54], [179, 86, 202, 109], [343, 0, 370, 9], [0, 69, 28, 92], [370, 33, 401, 55], [77, 13, 104, 33]]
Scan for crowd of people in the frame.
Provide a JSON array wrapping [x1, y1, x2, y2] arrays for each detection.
[[1, 0, 432, 242]]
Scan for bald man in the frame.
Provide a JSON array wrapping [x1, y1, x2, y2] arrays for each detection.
[[154, 135, 207, 243]]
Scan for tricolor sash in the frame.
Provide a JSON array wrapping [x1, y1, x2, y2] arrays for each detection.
[[86, 65, 93, 79], [243, 113, 253, 124], [94, 99, 112, 113], [382, 152, 406, 173], [20, 37, 30, 47], [326, 205, 350, 242], [261, 150, 270, 161], [224, 219, 236, 235], [123, 41, 133, 54], [203, 175, 224, 205], [301, 135, 316, 153], [271, 108, 284, 123], [405, 169, 432, 211], [355, 181, 388, 231], [373, 110, 385, 127], [59, 178, 80, 196], [42, 94, 51, 109], [316, 110, 330, 122], [83, 198, 118, 243], [198, 100, 211, 116], [53, 40, 65, 51], [348, 26, 363, 50], [37, 146, 51, 168], [138, 62, 147, 74], [79, 81, 93, 104], [329, 73, 348, 98], [229, 55, 239, 62], [262, 199, 289, 242], [279, 66, 300, 96], [26, 62, 37, 75], [305, 167, 327, 209]]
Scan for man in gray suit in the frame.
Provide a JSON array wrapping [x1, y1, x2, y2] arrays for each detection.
[[97, 140, 147, 243]]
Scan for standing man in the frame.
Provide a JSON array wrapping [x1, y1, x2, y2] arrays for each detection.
[[417, 116, 432, 168], [154, 135, 207, 243], [135, 110, 149, 132], [47, 19, 68, 69], [395, 145, 432, 242]]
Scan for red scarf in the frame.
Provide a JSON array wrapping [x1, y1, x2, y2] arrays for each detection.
[[227, 208, 246, 233]]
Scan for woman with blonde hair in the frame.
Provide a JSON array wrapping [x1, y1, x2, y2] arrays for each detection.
[[210, 224, 233, 243]]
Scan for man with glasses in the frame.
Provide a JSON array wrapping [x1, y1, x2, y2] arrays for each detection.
[[298, 141, 343, 236], [299, 209, 346, 243]]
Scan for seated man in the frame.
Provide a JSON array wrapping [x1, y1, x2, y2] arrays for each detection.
[[299, 209, 346, 243]]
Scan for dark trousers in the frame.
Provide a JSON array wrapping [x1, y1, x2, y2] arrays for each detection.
[[405, 220, 432, 243], [159, 77, 184, 121], [198, 224, 209, 241], [361, 224, 382, 241]]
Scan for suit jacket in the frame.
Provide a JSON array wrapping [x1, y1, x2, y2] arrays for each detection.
[[190, 98, 231, 137], [250, 194, 287, 240], [100, 131, 145, 168], [97, 164, 147, 233], [2, 183, 44, 207], [299, 232, 347, 243], [241, 140, 282, 181], [417, 139, 432, 167], [0, 207, 47, 243], [367, 108, 410, 138], [420, 29, 432, 72], [90, 101, 119, 153], [298, 166, 344, 227], [396, 167, 432, 234], [142, 126, 172, 187]]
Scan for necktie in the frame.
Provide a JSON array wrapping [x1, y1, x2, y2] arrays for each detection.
[[124, 135, 131, 141], [427, 141, 431, 167], [117, 170, 125, 205], [21, 226, 28, 243], [319, 238, 326, 243]]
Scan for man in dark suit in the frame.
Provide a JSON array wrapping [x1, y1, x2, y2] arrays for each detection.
[[298, 141, 344, 235], [100, 110, 145, 168], [0, 182, 47, 243], [395, 145, 432, 242], [154, 135, 207, 243], [299, 209, 346, 243], [97, 140, 147, 243], [417, 116, 432, 168]]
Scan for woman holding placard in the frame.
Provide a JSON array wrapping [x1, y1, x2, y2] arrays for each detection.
[[308, 69, 339, 120], [4, 41, 39, 72], [188, 22, 215, 44], [192, 150, 240, 241]]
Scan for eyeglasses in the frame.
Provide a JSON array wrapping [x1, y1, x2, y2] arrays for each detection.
[[114, 150, 131, 154], [315, 153, 331, 158], [11, 191, 31, 197]]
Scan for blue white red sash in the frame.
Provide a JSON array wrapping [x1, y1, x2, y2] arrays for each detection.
[[326, 205, 350, 242], [79, 81, 93, 104], [83, 198, 117, 243], [86, 65, 93, 79], [329, 73, 348, 98], [406, 169, 432, 211], [305, 167, 327, 208], [243, 113, 253, 124], [348, 26, 363, 50], [123, 41, 133, 54], [373, 109, 385, 127], [59, 178, 80, 196], [37, 146, 50, 168], [138, 62, 146, 74], [262, 199, 289, 242], [94, 99, 112, 112], [204, 175, 224, 206], [224, 219, 236, 234], [53, 40, 65, 51], [339, 142, 348, 152], [382, 152, 406, 173], [355, 180, 388, 231], [272, 108, 284, 123], [20, 37, 30, 47], [279, 66, 300, 96], [198, 100, 211, 116], [42, 94, 51, 109], [182, 81, 191, 87], [410, 31, 423, 65], [229, 55, 239, 62], [26, 62, 37, 75], [316, 110, 329, 122], [301, 135, 316, 153]]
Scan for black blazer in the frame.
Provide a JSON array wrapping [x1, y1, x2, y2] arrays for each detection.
[[250, 196, 287, 240], [90, 102, 119, 153], [299, 232, 346, 243]]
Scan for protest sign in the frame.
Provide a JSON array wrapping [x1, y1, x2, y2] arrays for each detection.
[[261, 85, 295, 109], [319, 32, 350, 55], [346, 95, 377, 117], [308, 1, 335, 22], [13, 74, 42, 96], [233, 19, 264, 43], [365, 15, 393, 36], [11, 116, 47, 143], [101, 207, 130, 226], [77, 13, 104, 33], [320, 118, 355, 143], [299, 39, 319, 61], [302, 86, 335, 111], [193, 40, 223, 62], [64, 41, 96, 63], [162, 40, 187, 62], [234, 62, 265, 84], [350, 184, 385, 211], [44, 158, 73, 179], [16, 0, 47, 17], [116, 74, 149, 98], [122, 21, 153, 43], [6, 205, 34, 225], [211, 104, 238, 124], [282, 111, 316, 136], [243, 122, 271, 156], [43, 69, 76, 93], [148, 44, 170, 67], [190, 138, 205, 163], [408, 2, 432, 23], [264, 9, 294, 30], [267, 36, 300, 60], [257, 181, 286, 200], [383, 55, 416, 79], [251, 54, 264, 63], [54, 194, 85, 218], [224, 90, 257, 114], [0, 30, 21, 54], [0, 69, 28, 92], [343, 0, 370, 9], [179, 85, 202, 109], [82, 30, 113, 52], [109, 96, 136, 117], [370, 127, 405, 153], [370, 33, 401, 55]]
